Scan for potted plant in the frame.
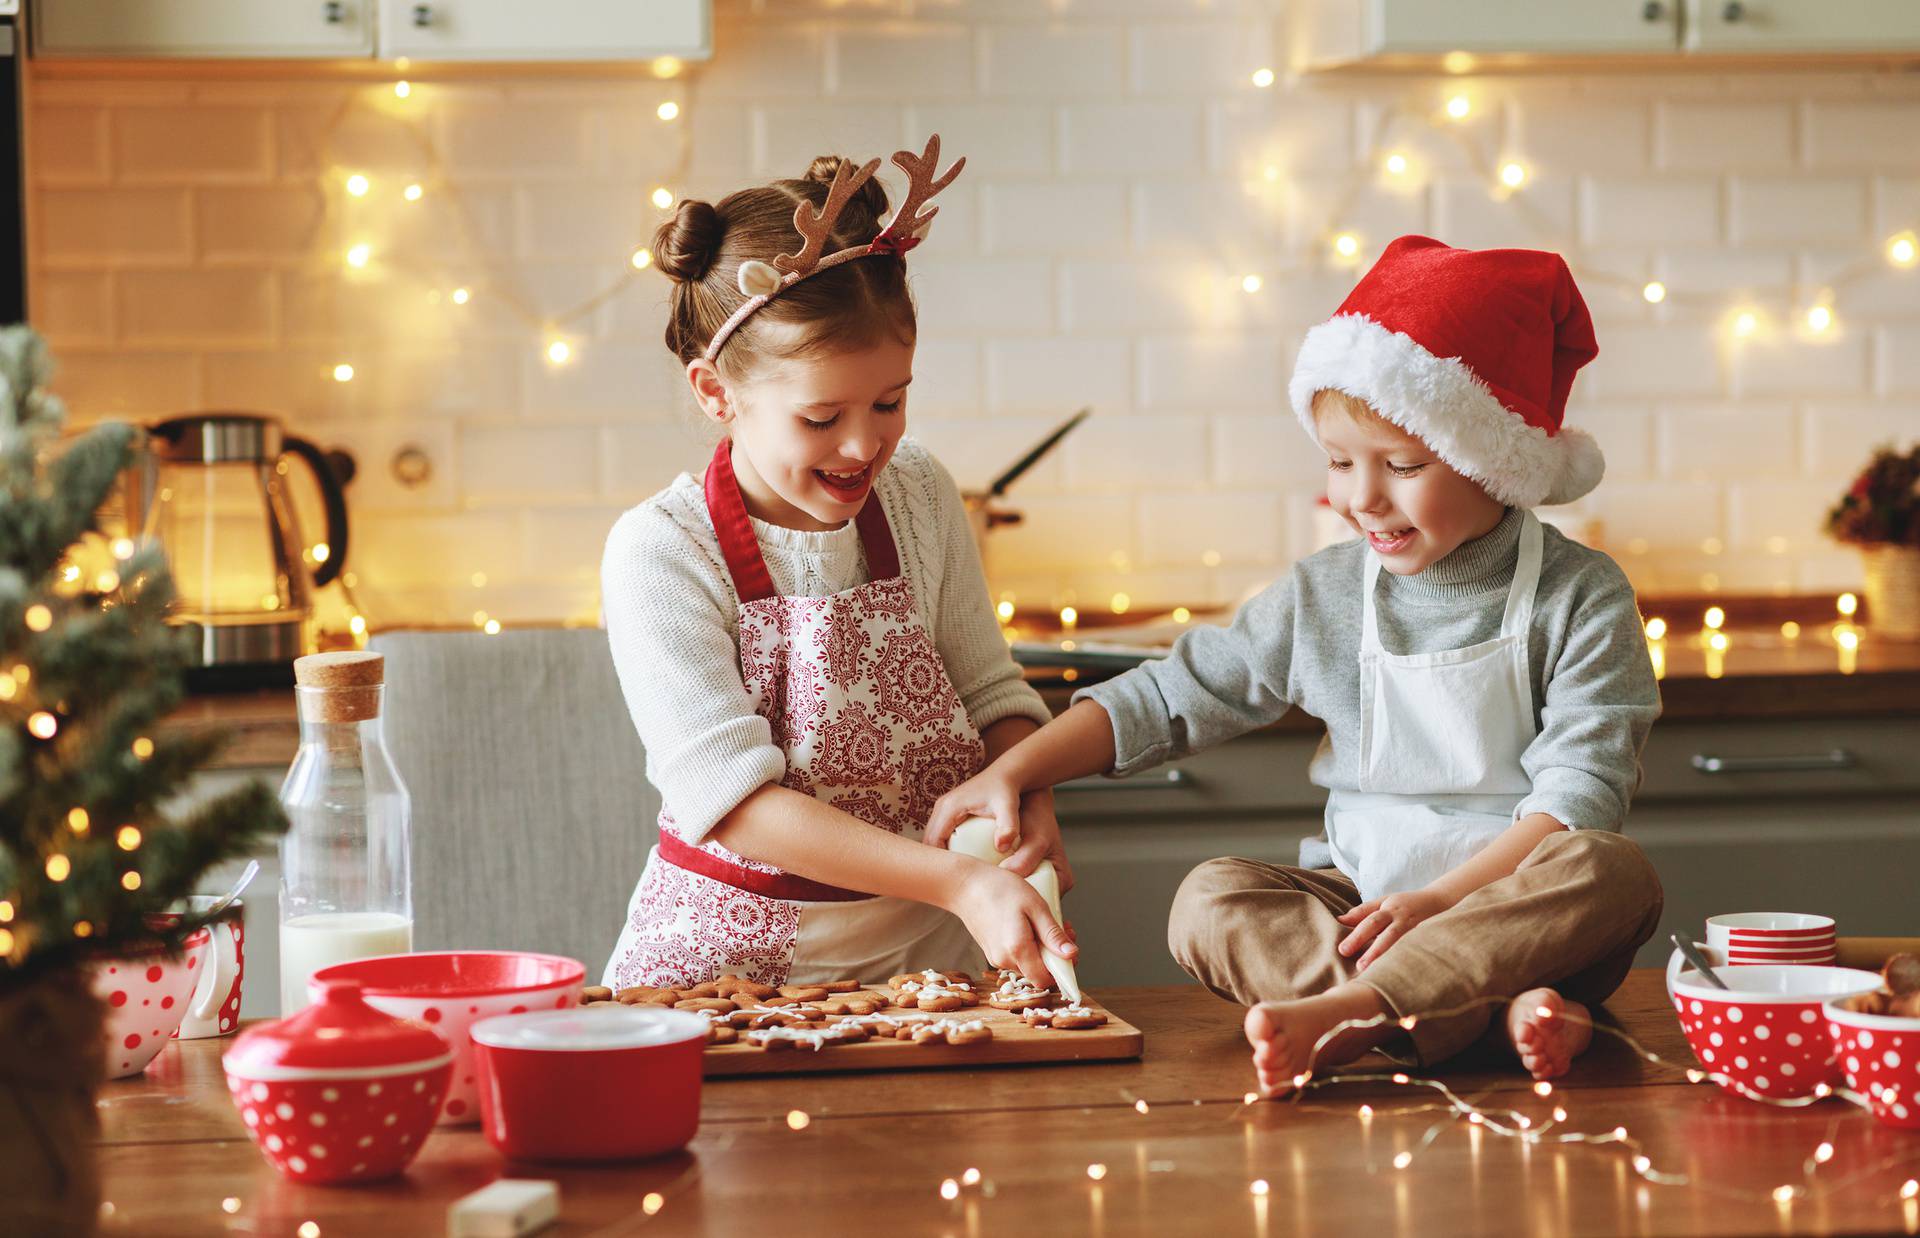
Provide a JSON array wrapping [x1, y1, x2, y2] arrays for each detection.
[[1825, 444, 1920, 639], [0, 328, 286, 1235]]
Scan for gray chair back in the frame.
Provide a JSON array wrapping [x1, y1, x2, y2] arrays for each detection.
[[370, 629, 658, 979]]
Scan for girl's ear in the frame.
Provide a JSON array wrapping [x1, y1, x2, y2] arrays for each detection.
[[686, 358, 732, 425]]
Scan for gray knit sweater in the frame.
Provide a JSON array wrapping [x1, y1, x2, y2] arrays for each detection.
[[1076, 509, 1660, 865]]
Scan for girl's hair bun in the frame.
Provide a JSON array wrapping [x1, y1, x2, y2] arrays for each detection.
[[653, 198, 725, 283]]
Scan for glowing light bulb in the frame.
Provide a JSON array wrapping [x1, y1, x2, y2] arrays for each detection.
[[1384, 151, 1409, 177], [651, 187, 675, 210], [1533, 1081, 1553, 1097], [25, 604, 52, 631], [117, 825, 141, 850], [403, 183, 423, 202], [962, 1168, 981, 1186], [394, 80, 411, 99], [1111, 592, 1131, 615], [1250, 1179, 1270, 1196], [132, 736, 154, 759], [68, 808, 89, 834], [657, 101, 680, 121], [1837, 592, 1858, 617], [1086, 1163, 1108, 1181], [643, 1193, 665, 1216], [1241, 273, 1263, 294], [1644, 618, 1667, 641], [1704, 606, 1725, 630], [1060, 606, 1078, 628], [1814, 1141, 1834, 1163], [1332, 232, 1360, 259], [346, 243, 371, 269], [651, 56, 683, 79], [1731, 310, 1758, 338], [1889, 231, 1918, 268], [939, 1179, 959, 1200], [121, 871, 141, 891], [332, 363, 355, 383], [1393, 1151, 1413, 1169], [111, 537, 135, 559], [483, 619, 502, 636], [631, 247, 652, 270], [1445, 94, 1471, 120], [451, 287, 470, 305], [1805, 304, 1832, 333], [345, 174, 369, 197], [28, 712, 57, 739], [1498, 161, 1527, 188], [996, 600, 1015, 623], [1642, 281, 1666, 304], [546, 339, 572, 365], [1134, 1098, 1149, 1114], [1172, 607, 1192, 623], [1251, 68, 1275, 88], [1772, 1186, 1795, 1205], [46, 854, 70, 881]]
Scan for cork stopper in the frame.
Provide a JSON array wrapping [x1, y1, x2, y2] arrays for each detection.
[[294, 652, 384, 723]]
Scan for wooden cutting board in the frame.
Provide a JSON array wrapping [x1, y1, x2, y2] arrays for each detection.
[[702, 992, 1144, 1078]]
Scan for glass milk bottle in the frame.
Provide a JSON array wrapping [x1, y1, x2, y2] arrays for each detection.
[[278, 651, 413, 1013]]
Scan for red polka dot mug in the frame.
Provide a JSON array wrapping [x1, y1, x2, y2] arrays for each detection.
[[173, 893, 246, 1040], [1825, 1000, 1920, 1129], [89, 926, 212, 1079]]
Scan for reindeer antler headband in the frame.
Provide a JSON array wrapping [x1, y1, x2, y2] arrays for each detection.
[[701, 134, 965, 362]]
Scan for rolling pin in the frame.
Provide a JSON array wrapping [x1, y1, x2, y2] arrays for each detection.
[[946, 817, 1082, 1005]]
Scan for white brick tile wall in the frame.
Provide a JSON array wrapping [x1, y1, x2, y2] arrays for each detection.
[[27, 3, 1920, 623]]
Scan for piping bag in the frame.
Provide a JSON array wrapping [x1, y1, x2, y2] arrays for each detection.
[[946, 817, 1082, 1005]]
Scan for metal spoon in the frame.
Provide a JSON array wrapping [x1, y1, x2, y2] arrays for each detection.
[[203, 859, 260, 918], [1671, 933, 1729, 989]]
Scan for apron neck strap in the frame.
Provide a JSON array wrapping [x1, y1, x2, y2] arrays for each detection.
[[702, 440, 902, 604], [1361, 510, 1545, 650]]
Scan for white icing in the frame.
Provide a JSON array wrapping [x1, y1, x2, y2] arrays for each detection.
[[748, 1024, 860, 1051]]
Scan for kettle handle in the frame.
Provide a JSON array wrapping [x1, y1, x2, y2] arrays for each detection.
[[280, 435, 352, 588]]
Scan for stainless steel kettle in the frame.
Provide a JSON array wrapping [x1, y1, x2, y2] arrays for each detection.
[[127, 412, 354, 686]]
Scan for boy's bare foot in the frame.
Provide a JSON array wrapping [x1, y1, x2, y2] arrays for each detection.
[[1243, 982, 1397, 1097], [1506, 988, 1593, 1080]]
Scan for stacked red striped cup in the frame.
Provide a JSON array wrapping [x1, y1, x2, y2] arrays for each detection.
[[1666, 913, 1837, 995]]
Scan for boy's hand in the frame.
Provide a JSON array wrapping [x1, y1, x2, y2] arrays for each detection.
[[1001, 788, 1074, 892], [1335, 889, 1457, 972], [946, 862, 1077, 989], [925, 765, 1024, 855]]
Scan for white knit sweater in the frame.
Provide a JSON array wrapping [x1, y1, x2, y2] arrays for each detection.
[[601, 438, 1051, 843]]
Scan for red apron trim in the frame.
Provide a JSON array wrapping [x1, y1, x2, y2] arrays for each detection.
[[656, 830, 875, 904], [702, 439, 903, 604]]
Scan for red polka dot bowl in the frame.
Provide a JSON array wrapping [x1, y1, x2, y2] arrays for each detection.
[[309, 951, 585, 1125], [89, 926, 212, 1079], [1672, 965, 1882, 1101], [223, 979, 453, 1185], [471, 1006, 707, 1162], [1824, 1001, 1920, 1129]]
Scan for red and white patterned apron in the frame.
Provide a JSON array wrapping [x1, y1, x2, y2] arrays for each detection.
[[604, 441, 989, 989]]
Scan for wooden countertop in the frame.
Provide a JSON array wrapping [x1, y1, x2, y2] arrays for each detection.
[[94, 971, 1920, 1237]]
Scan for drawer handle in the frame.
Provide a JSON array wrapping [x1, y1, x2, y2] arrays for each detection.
[[1056, 768, 1194, 794], [323, 0, 344, 23], [413, 3, 433, 27], [1690, 749, 1854, 775]]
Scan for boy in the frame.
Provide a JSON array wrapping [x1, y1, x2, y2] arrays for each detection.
[[927, 236, 1663, 1091]]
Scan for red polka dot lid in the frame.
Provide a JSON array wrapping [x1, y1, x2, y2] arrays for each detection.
[[223, 980, 451, 1078]]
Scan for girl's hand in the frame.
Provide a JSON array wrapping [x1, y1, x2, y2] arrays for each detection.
[[946, 862, 1077, 989], [925, 765, 1025, 854], [1335, 889, 1457, 973]]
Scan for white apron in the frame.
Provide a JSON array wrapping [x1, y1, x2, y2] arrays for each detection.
[[604, 441, 987, 990], [1323, 512, 1544, 904]]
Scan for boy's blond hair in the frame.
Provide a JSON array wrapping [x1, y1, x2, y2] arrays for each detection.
[[1309, 387, 1396, 431]]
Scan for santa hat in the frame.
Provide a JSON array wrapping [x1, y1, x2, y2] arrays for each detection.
[[1287, 235, 1603, 509]]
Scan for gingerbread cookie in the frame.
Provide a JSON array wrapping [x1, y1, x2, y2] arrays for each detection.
[[582, 985, 613, 1003], [747, 1024, 870, 1052], [725, 1002, 822, 1030], [673, 997, 739, 1015], [713, 975, 780, 1003], [985, 972, 1055, 1012], [816, 992, 889, 1017], [707, 1023, 739, 1046], [778, 985, 832, 1003], [615, 986, 680, 1007], [832, 1011, 932, 1036], [1021, 1004, 1107, 1030], [909, 1018, 994, 1047], [891, 969, 979, 1011]]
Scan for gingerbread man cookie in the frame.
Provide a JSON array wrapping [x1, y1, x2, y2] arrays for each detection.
[[1020, 1004, 1107, 1030], [908, 1018, 994, 1047]]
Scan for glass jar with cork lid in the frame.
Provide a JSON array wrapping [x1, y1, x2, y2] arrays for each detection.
[[277, 651, 413, 1014]]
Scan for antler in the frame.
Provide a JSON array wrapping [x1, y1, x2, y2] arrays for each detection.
[[878, 134, 966, 247], [773, 156, 882, 277]]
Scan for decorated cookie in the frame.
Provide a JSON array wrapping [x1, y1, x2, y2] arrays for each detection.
[[747, 1024, 870, 1052], [909, 1017, 994, 1047], [985, 972, 1055, 1011], [725, 1002, 823, 1030]]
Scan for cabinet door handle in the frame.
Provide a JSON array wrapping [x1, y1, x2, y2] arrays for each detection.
[[1056, 768, 1194, 794], [1641, 0, 1666, 21], [323, 1, 344, 23], [1690, 749, 1854, 775], [1722, 0, 1747, 20], [412, 3, 434, 27]]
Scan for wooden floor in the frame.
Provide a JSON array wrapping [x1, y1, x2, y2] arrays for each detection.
[[91, 971, 1920, 1236]]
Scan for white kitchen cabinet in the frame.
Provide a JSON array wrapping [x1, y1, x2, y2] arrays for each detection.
[[35, 0, 374, 58], [1683, 0, 1920, 53], [33, 0, 710, 62], [1298, 0, 1920, 68], [378, 0, 709, 63]]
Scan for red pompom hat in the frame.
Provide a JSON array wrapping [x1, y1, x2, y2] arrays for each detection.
[[1288, 235, 1603, 509]]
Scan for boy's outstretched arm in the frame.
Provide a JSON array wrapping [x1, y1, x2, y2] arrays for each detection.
[[925, 699, 1117, 854]]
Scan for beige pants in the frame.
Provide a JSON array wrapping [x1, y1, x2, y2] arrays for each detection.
[[1167, 829, 1664, 1065]]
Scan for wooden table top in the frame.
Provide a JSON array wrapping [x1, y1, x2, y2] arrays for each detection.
[[94, 971, 1920, 1237]]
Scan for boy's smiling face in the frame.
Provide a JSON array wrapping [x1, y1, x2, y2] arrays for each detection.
[[1314, 390, 1507, 575]]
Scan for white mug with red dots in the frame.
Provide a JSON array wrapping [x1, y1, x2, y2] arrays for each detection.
[[174, 894, 247, 1039], [1665, 912, 1837, 995]]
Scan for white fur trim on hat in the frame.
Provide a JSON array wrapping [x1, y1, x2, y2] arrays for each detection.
[[1287, 313, 1604, 508]]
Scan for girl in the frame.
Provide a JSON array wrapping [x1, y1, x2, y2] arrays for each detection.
[[600, 138, 1076, 992]]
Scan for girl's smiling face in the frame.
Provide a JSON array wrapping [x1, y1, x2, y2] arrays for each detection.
[[690, 339, 913, 531], [1314, 390, 1506, 575]]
